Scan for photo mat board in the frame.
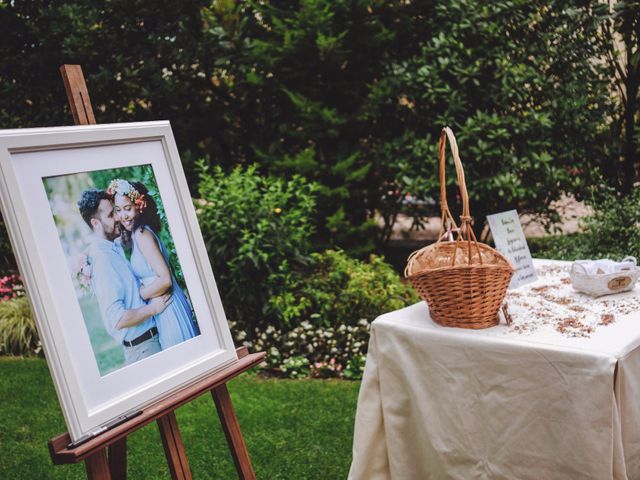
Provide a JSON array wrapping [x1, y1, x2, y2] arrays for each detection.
[[0, 122, 237, 441], [44, 164, 203, 376]]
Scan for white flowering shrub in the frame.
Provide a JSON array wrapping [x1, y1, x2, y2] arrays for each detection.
[[231, 319, 372, 379], [280, 356, 311, 379], [227, 249, 417, 379]]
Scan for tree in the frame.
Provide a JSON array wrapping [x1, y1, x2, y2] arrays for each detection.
[[600, 0, 640, 195], [202, 0, 614, 244], [0, 0, 617, 259], [0, 0, 233, 176], [363, 0, 615, 240], [201, 0, 416, 255]]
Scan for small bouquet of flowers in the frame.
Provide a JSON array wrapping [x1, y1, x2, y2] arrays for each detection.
[[69, 253, 93, 293]]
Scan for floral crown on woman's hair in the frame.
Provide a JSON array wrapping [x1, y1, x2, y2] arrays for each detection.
[[106, 179, 147, 211]]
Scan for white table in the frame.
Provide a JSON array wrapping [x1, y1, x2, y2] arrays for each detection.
[[349, 261, 640, 480]]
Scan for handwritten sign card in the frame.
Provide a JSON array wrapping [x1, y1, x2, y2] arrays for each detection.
[[486, 210, 537, 288]]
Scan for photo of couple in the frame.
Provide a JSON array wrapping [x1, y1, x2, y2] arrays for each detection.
[[45, 164, 200, 375]]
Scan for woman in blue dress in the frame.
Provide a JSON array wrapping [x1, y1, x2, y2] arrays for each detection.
[[108, 179, 200, 350]]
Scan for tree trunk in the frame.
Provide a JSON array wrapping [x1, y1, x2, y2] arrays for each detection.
[[622, 82, 638, 195], [620, 6, 639, 195]]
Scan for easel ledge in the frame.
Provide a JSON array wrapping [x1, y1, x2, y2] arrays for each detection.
[[49, 346, 265, 464]]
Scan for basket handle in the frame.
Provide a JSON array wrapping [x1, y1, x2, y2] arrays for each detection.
[[438, 127, 483, 265], [621, 256, 637, 267], [570, 261, 589, 275]]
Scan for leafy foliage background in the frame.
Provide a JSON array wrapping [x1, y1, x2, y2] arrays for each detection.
[[0, 0, 626, 262]]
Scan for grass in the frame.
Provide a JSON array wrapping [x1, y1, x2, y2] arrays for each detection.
[[0, 357, 360, 479]]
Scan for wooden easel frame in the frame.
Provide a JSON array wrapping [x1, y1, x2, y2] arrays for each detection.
[[48, 64, 266, 480]]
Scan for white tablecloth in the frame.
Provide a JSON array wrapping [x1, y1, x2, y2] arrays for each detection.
[[349, 261, 640, 480]]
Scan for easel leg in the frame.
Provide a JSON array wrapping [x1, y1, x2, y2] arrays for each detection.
[[108, 437, 127, 479], [84, 449, 112, 480], [157, 411, 192, 480], [212, 384, 256, 480]]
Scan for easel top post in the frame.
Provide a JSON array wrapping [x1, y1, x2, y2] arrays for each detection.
[[60, 65, 96, 126]]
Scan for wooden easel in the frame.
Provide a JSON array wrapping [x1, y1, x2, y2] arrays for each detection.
[[48, 64, 266, 480]]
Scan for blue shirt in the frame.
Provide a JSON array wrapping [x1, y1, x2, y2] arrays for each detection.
[[90, 237, 156, 344]]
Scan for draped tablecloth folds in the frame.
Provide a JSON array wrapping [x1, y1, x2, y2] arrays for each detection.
[[349, 260, 640, 480]]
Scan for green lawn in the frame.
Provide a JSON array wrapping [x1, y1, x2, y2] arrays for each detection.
[[0, 357, 360, 479]]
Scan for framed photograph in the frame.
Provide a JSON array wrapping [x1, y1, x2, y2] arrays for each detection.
[[0, 121, 237, 442]]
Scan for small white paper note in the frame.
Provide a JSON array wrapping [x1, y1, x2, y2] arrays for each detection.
[[486, 209, 537, 288]]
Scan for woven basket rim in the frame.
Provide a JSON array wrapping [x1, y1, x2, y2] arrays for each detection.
[[406, 240, 511, 257], [405, 261, 513, 280]]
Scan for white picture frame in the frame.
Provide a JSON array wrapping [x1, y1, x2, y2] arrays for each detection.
[[0, 121, 237, 442]]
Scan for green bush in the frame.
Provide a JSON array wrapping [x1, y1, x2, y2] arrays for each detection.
[[0, 297, 40, 356], [195, 163, 416, 377], [580, 190, 640, 259], [530, 189, 640, 261], [306, 249, 418, 328], [528, 234, 591, 261], [196, 162, 318, 335], [268, 249, 418, 330], [237, 249, 418, 379]]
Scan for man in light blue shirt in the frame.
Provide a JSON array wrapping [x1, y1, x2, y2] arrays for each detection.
[[78, 189, 171, 365]]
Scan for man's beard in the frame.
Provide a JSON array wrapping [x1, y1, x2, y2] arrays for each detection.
[[103, 222, 120, 241]]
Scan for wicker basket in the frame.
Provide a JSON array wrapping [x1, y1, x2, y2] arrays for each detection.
[[404, 127, 514, 329], [570, 257, 639, 297]]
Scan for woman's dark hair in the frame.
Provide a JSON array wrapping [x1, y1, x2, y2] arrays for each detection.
[[118, 181, 162, 248]]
